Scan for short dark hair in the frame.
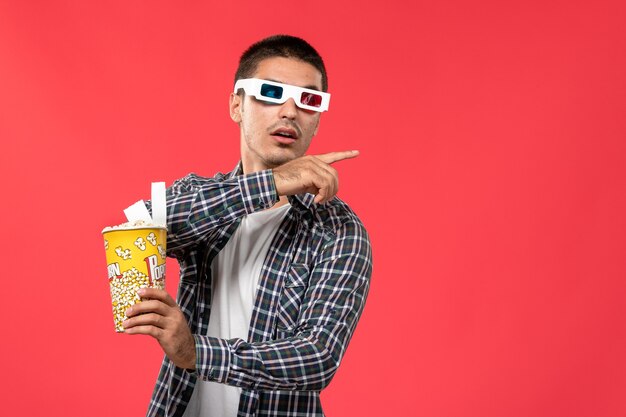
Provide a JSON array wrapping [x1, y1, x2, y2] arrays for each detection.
[[235, 34, 328, 92]]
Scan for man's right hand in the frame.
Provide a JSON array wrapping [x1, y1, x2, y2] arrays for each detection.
[[272, 150, 360, 204]]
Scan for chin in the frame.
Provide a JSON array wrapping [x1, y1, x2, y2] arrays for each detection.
[[266, 150, 300, 166]]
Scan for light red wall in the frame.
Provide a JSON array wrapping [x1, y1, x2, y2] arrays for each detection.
[[1, 1, 624, 416]]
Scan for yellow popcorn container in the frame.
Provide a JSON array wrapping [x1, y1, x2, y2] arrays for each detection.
[[102, 225, 167, 332]]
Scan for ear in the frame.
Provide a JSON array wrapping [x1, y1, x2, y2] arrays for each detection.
[[229, 93, 242, 123]]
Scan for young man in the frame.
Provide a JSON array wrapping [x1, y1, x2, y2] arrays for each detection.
[[123, 35, 372, 417]]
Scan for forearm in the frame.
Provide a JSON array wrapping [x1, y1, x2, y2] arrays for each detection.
[[191, 328, 342, 392], [147, 170, 279, 252]]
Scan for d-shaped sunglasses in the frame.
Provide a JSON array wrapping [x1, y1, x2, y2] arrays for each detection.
[[234, 78, 330, 112]]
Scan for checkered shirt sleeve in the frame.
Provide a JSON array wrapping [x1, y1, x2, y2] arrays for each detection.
[[164, 170, 278, 254]]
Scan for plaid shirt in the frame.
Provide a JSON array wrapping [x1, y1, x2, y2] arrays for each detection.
[[146, 162, 372, 417]]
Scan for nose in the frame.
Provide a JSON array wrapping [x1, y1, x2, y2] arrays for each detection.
[[278, 98, 298, 120]]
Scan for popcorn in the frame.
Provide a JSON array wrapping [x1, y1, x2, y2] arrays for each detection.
[[102, 224, 167, 332], [102, 220, 162, 232], [103, 182, 168, 332], [109, 266, 165, 332]]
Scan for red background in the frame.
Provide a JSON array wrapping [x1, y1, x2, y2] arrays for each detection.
[[1, 1, 625, 416]]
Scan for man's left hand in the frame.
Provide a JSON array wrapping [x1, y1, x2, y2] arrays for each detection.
[[123, 288, 196, 370]]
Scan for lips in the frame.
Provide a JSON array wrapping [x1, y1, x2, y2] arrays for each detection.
[[270, 126, 298, 144], [271, 127, 298, 139]]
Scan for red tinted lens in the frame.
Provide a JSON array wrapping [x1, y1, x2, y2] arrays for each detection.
[[300, 92, 322, 108]]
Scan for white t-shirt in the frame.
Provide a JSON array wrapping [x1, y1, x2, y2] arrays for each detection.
[[182, 204, 290, 417]]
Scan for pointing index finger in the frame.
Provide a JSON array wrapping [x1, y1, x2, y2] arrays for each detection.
[[315, 150, 360, 165]]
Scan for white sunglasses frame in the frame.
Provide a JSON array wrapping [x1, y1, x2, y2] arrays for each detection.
[[234, 78, 330, 112]]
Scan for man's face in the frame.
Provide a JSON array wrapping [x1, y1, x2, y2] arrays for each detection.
[[230, 56, 324, 173]]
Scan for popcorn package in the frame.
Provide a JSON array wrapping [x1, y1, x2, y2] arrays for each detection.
[[102, 222, 167, 332]]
